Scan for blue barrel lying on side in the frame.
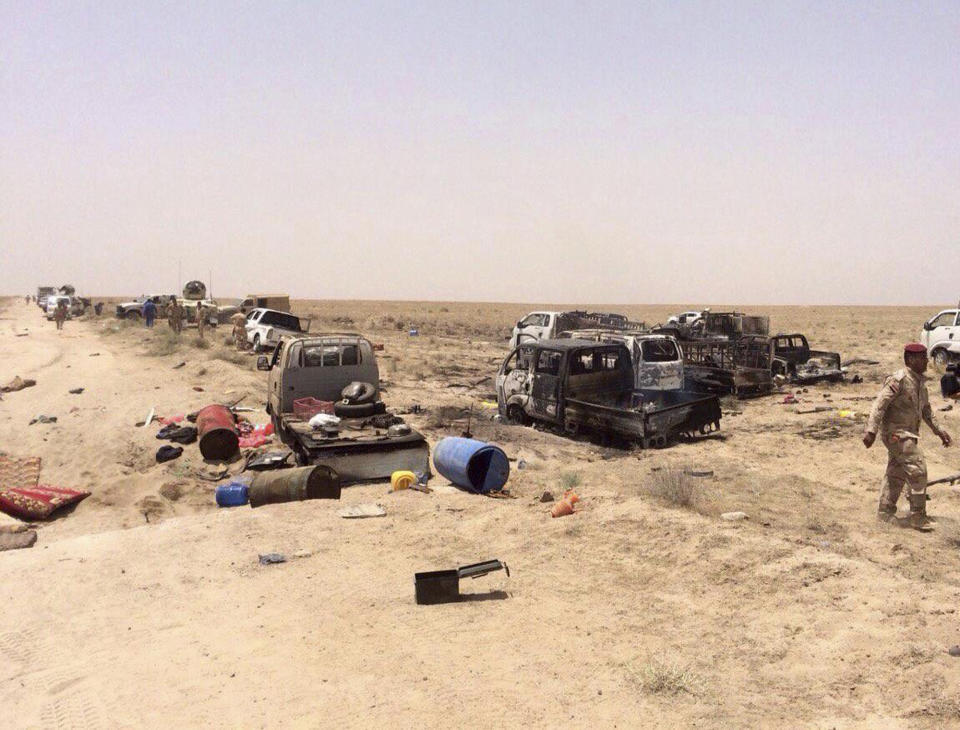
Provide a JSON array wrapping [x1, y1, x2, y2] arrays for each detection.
[[433, 437, 510, 493]]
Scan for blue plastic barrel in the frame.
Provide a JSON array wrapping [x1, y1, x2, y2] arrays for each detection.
[[433, 437, 510, 493], [215, 482, 249, 507]]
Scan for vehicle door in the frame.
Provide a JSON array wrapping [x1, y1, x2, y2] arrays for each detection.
[[497, 345, 535, 411], [245, 310, 262, 336], [923, 311, 960, 349], [531, 348, 563, 421], [636, 337, 683, 390], [266, 340, 287, 414]]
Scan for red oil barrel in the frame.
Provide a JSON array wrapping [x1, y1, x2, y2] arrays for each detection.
[[196, 404, 239, 460]]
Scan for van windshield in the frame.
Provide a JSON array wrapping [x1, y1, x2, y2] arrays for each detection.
[[260, 312, 301, 331]]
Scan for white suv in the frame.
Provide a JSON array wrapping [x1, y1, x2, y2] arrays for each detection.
[[245, 308, 308, 352], [921, 308, 960, 367]]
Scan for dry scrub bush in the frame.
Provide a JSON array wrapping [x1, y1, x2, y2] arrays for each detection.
[[646, 469, 697, 509], [192, 336, 211, 349], [146, 331, 182, 357], [559, 471, 582, 492], [211, 348, 249, 367], [628, 655, 700, 696]]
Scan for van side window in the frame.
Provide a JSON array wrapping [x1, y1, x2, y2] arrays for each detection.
[[536, 350, 562, 376], [600, 350, 621, 371], [640, 339, 679, 363], [931, 312, 958, 328]]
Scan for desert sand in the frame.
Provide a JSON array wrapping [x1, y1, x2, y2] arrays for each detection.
[[2, 296, 960, 728]]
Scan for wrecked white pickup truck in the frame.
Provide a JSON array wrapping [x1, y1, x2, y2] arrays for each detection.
[[509, 310, 645, 348], [497, 339, 721, 448], [559, 329, 684, 390]]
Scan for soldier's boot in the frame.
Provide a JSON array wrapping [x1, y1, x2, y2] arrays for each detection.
[[876, 505, 897, 523], [908, 493, 935, 532]]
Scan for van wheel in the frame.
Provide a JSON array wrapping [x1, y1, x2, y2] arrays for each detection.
[[933, 348, 949, 371], [506, 404, 527, 426], [125, 310, 140, 320], [252, 334, 262, 353]]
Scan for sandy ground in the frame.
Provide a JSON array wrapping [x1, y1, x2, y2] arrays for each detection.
[[2, 297, 960, 728]]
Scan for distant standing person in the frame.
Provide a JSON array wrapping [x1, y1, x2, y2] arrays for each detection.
[[142, 298, 157, 328], [94, 302, 103, 316], [53, 299, 68, 331], [168, 297, 183, 334], [196, 302, 206, 339], [863, 343, 953, 531]]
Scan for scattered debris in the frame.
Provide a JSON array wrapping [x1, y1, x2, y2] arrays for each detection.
[[850, 374, 863, 384], [29, 415, 57, 425], [948, 646, 960, 657], [172, 362, 186, 369], [843, 358, 880, 367], [89, 352, 100, 357], [391, 470, 417, 491], [551, 491, 579, 518], [142, 407, 156, 428], [0, 528, 37, 552], [258, 553, 286, 565], [940, 404, 953, 412], [415, 559, 509, 605], [215, 481, 249, 507], [156, 445, 183, 463], [68, 387, 84, 394], [684, 469, 714, 478], [539, 490, 555, 503], [248, 465, 340, 507], [338, 503, 386, 518], [1, 376, 36, 393], [434, 437, 510, 493], [193, 386, 204, 392], [721, 511, 749, 521]]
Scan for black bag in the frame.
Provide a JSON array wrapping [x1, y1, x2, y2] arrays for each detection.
[[156, 445, 183, 463]]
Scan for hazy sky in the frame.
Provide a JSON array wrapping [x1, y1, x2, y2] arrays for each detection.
[[2, 1, 958, 304]]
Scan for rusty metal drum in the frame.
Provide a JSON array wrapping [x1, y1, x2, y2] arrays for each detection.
[[248, 465, 341, 507], [196, 404, 239, 461]]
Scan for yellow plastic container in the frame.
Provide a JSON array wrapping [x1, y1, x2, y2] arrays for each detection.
[[391, 470, 417, 491]]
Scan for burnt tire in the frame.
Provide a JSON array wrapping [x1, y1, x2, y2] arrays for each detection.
[[252, 334, 262, 353], [125, 310, 141, 320], [334, 400, 386, 419], [340, 381, 377, 404]]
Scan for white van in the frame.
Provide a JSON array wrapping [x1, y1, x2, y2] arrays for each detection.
[[560, 329, 684, 390], [921, 308, 960, 367]]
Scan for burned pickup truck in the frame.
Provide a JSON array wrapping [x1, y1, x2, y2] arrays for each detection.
[[497, 339, 721, 448], [771, 334, 843, 383], [260, 334, 429, 483]]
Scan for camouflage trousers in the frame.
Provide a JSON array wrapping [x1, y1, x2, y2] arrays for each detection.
[[878, 436, 927, 514], [233, 327, 247, 349]]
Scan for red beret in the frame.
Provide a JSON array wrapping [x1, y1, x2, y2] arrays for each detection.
[[904, 343, 927, 354]]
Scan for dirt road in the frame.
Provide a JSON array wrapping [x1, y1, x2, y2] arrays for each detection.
[[2, 298, 959, 727]]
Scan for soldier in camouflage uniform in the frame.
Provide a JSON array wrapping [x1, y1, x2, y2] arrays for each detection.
[[196, 302, 207, 339], [167, 297, 183, 335], [864, 343, 952, 531]]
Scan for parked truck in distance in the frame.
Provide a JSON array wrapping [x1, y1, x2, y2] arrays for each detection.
[[497, 339, 721, 448], [245, 308, 309, 352], [238, 294, 290, 315], [921, 307, 960, 368], [510, 310, 645, 348]]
